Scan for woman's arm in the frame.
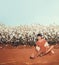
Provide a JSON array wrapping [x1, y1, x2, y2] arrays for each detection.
[[45, 45, 54, 54]]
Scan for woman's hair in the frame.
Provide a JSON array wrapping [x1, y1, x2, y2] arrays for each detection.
[[37, 34, 42, 37]]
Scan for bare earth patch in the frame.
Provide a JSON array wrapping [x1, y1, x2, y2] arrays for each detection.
[[0, 44, 59, 65]]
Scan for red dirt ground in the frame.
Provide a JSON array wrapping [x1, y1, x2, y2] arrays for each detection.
[[0, 44, 59, 65]]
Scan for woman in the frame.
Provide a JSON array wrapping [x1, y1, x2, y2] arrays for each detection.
[[30, 34, 54, 59]]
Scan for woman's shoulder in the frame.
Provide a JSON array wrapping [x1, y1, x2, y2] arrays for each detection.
[[41, 39, 47, 42]]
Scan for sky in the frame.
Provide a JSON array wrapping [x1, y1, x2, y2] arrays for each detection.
[[0, 0, 59, 26]]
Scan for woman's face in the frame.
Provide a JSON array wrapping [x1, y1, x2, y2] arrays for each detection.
[[37, 36, 42, 40]]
